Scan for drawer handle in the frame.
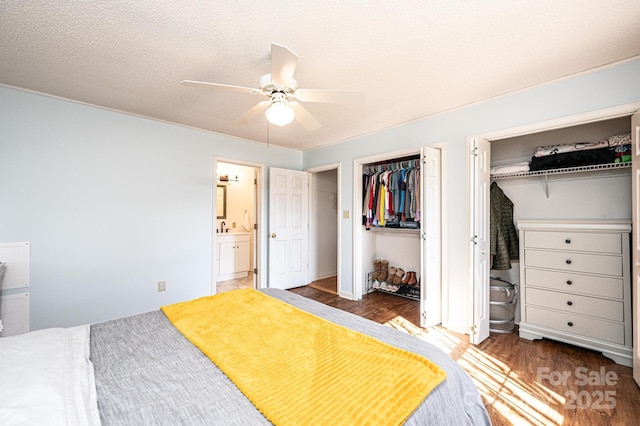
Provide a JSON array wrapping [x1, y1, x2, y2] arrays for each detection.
[[567, 321, 574, 327], [566, 259, 572, 264], [567, 301, 573, 306], [566, 280, 572, 285], [565, 239, 571, 244]]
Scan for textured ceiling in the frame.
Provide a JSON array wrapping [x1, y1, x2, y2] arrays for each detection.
[[1, 1, 639, 151]]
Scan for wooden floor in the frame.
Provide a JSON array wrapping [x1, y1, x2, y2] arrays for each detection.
[[307, 275, 338, 295], [289, 285, 640, 426]]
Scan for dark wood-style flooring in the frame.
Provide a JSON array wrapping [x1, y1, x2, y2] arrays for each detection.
[[289, 285, 640, 426]]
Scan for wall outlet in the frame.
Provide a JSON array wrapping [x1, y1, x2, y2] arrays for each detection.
[[157, 281, 166, 292]]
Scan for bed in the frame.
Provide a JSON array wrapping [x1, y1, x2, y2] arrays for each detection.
[[1, 289, 490, 425]]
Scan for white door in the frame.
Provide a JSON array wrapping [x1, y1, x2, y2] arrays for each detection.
[[268, 167, 309, 289], [421, 147, 442, 327], [631, 111, 640, 386], [469, 138, 491, 344]]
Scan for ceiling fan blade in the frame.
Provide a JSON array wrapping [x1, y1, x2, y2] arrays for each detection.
[[294, 89, 365, 105], [181, 80, 262, 95], [270, 43, 298, 88], [232, 101, 271, 126], [289, 101, 321, 132]]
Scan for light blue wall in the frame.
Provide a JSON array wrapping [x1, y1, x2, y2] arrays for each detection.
[[2, 58, 639, 332], [0, 86, 302, 330], [304, 58, 640, 332]]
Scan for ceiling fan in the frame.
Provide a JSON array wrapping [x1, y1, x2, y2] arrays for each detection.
[[181, 43, 365, 132]]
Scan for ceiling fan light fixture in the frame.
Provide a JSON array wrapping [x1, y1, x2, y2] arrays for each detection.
[[266, 101, 295, 127]]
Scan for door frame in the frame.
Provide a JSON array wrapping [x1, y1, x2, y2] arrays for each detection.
[[307, 164, 341, 295], [212, 156, 264, 293], [467, 102, 640, 344]]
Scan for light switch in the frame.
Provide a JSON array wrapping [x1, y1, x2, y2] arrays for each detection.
[[343, 210, 350, 219]]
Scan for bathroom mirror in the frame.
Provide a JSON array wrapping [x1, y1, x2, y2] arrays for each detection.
[[216, 185, 227, 219]]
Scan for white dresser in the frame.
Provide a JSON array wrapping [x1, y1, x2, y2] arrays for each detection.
[[517, 220, 632, 366]]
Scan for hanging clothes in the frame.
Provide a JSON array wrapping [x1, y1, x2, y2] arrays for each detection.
[[490, 182, 519, 270], [362, 159, 421, 229]]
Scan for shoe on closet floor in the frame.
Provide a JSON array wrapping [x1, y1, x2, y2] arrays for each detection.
[[371, 259, 382, 280], [378, 260, 389, 282], [392, 268, 405, 284], [387, 266, 397, 283]]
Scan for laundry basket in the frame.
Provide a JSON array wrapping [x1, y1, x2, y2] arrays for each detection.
[[489, 277, 518, 334]]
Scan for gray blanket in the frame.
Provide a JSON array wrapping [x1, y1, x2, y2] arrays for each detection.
[[90, 289, 490, 425]]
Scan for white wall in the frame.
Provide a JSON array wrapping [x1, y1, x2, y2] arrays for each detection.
[[0, 86, 302, 330], [309, 169, 338, 280], [303, 58, 640, 333]]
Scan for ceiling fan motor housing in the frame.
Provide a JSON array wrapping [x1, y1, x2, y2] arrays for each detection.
[[259, 73, 297, 95]]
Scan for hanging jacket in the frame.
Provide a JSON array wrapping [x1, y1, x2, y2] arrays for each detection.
[[490, 182, 519, 270]]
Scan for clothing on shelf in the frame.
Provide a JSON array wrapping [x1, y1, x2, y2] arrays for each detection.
[[602, 133, 631, 147], [490, 182, 519, 270], [490, 133, 632, 177], [490, 162, 530, 176], [533, 140, 609, 157], [529, 146, 617, 171], [362, 159, 421, 229]]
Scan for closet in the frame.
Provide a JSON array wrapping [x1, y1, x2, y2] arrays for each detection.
[[362, 155, 422, 301], [355, 147, 442, 328], [487, 115, 634, 365]]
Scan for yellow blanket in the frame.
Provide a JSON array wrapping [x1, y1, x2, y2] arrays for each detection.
[[161, 289, 446, 426]]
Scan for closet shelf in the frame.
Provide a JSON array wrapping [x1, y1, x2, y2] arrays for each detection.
[[364, 226, 421, 234], [491, 161, 631, 200], [491, 161, 631, 181]]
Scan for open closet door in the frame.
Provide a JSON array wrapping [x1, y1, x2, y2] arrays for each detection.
[[268, 167, 309, 289], [632, 112, 640, 386], [420, 147, 441, 327], [469, 137, 491, 345]]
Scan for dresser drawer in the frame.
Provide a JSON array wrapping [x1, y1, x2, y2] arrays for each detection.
[[525, 288, 623, 322], [525, 306, 625, 345], [525, 250, 622, 276], [524, 231, 621, 254], [524, 269, 624, 299]]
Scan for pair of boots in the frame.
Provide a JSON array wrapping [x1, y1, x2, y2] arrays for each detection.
[[372, 259, 389, 282], [402, 271, 418, 285], [372, 259, 411, 285]]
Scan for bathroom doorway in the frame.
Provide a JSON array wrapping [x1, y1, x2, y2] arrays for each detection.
[[214, 160, 261, 293]]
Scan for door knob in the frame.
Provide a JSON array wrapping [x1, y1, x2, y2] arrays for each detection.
[[271, 233, 276, 238]]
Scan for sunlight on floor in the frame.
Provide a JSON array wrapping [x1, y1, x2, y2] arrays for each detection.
[[384, 315, 565, 425]]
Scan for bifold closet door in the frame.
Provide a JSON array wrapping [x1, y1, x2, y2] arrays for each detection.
[[631, 111, 640, 386], [421, 146, 442, 328], [469, 137, 491, 345]]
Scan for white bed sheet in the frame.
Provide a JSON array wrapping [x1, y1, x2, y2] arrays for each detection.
[[0, 325, 101, 426]]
